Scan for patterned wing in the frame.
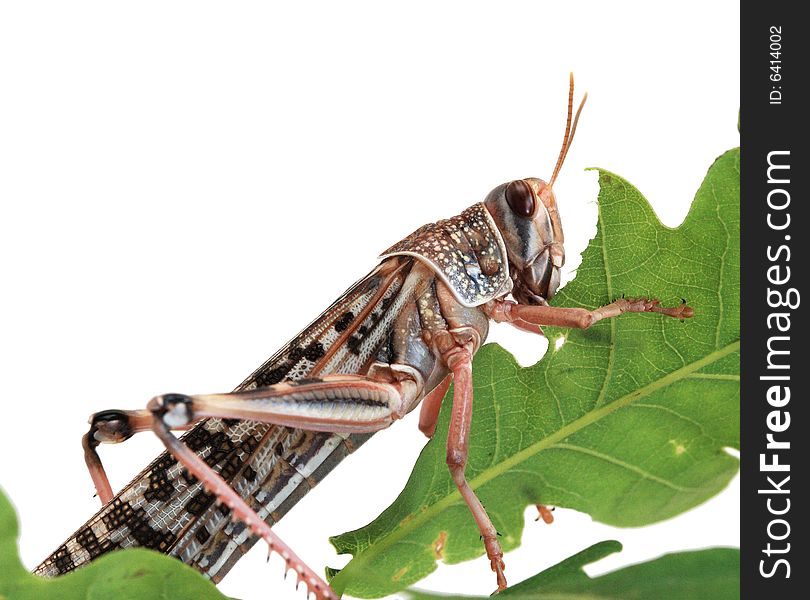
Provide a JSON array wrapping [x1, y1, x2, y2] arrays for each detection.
[[36, 258, 418, 581]]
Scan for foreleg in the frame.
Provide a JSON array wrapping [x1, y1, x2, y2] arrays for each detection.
[[486, 296, 693, 330]]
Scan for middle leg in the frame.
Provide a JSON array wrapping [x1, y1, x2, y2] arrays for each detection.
[[437, 329, 507, 593]]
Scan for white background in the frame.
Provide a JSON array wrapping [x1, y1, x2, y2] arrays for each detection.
[[0, 2, 739, 599]]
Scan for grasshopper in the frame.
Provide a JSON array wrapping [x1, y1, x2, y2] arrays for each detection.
[[35, 75, 693, 599]]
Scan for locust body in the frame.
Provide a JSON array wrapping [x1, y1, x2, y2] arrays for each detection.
[[36, 77, 692, 599]]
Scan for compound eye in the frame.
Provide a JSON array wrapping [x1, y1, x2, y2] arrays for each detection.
[[505, 180, 535, 218]]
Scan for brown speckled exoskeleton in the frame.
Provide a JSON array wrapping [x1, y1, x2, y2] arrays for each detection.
[[36, 76, 693, 599]]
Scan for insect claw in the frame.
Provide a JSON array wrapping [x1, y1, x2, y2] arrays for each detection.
[[535, 504, 555, 524]]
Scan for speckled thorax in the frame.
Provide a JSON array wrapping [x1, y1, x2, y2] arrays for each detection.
[[380, 203, 512, 307]]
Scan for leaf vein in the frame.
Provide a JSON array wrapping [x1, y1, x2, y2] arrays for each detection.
[[333, 341, 740, 582], [549, 442, 695, 492]]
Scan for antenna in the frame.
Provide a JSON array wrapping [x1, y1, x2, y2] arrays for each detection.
[[548, 73, 588, 189]]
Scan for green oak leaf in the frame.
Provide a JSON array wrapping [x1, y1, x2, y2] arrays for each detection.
[[406, 541, 740, 600], [0, 487, 229, 600], [329, 147, 740, 598]]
